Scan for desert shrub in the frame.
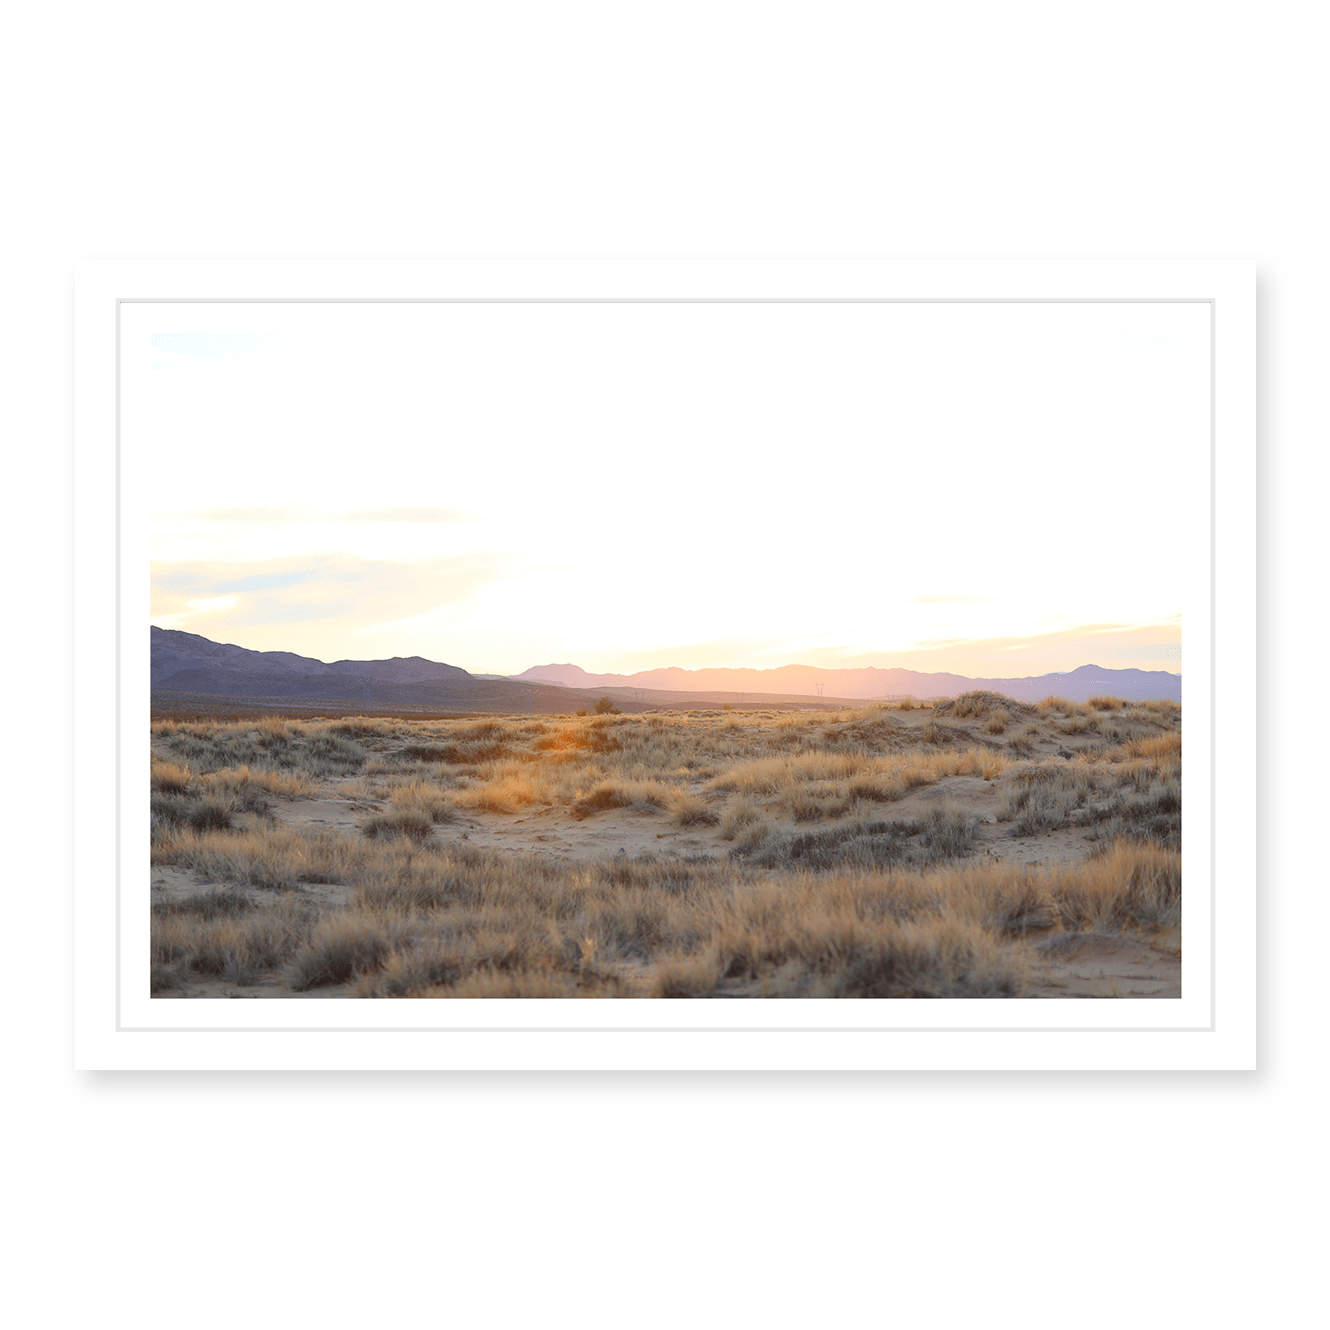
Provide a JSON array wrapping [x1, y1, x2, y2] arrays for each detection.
[[788, 789, 828, 823], [1087, 778, 1182, 849], [572, 779, 670, 819], [306, 733, 369, 770], [753, 806, 979, 871], [594, 697, 620, 715], [151, 899, 310, 989], [920, 806, 982, 858], [353, 951, 465, 998], [999, 779, 1080, 835], [288, 916, 392, 990], [150, 793, 191, 838], [400, 743, 455, 762], [152, 887, 254, 921], [1053, 840, 1182, 930], [451, 721, 509, 741], [160, 825, 357, 891], [847, 773, 908, 803], [388, 780, 457, 822], [201, 765, 311, 803], [1123, 733, 1182, 765], [151, 759, 194, 796], [719, 798, 764, 840], [329, 719, 393, 738], [451, 769, 551, 813], [188, 797, 235, 832], [896, 698, 917, 711], [955, 747, 1007, 780], [651, 952, 728, 998], [1037, 696, 1075, 717], [362, 809, 436, 841], [1087, 695, 1124, 711], [807, 920, 1023, 998], [672, 794, 720, 827], [731, 820, 771, 854], [919, 721, 942, 745]]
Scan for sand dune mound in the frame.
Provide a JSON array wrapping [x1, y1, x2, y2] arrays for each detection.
[[933, 691, 1036, 719]]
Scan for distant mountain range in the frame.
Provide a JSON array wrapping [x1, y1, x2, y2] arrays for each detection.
[[516, 660, 1182, 704], [151, 627, 1181, 715], [150, 627, 571, 714]]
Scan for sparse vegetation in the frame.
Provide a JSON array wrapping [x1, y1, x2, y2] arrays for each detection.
[[150, 691, 1182, 998]]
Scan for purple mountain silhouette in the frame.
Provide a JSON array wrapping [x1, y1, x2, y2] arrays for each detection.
[[515, 660, 1180, 704]]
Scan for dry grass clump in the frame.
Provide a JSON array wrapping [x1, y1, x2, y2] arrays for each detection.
[[996, 760, 1119, 836], [746, 805, 982, 872], [201, 765, 313, 801], [983, 710, 1011, 735], [149, 745, 314, 836], [1005, 724, 1041, 754], [846, 772, 909, 803], [732, 819, 772, 853], [154, 719, 370, 779], [361, 809, 436, 842], [654, 912, 1023, 999], [1084, 715, 1130, 741], [1087, 695, 1124, 711], [151, 758, 194, 795], [946, 747, 1008, 780], [706, 751, 866, 795], [451, 768, 552, 813], [671, 793, 721, 827], [328, 718, 395, 738], [1056, 840, 1181, 930], [1037, 696, 1085, 719], [786, 787, 851, 823], [152, 895, 312, 991], [571, 778, 673, 819], [151, 792, 236, 841], [385, 778, 457, 817], [156, 824, 357, 888], [287, 913, 396, 990], [1121, 732, 1182, 766], [719, 798, 765, 840], [1087, 777, 1182, 849], [999, 780, 1082, 836]]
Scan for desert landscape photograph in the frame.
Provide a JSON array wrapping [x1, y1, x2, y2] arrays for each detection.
[[135, 296, 1206, 1000]]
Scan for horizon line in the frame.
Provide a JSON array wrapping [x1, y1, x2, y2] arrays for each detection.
[[150, 623, 1181, 680]]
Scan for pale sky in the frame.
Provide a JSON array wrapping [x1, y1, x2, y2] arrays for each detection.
[[130, 300, 1204, 678]]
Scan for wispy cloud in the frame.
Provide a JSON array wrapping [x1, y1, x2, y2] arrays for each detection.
[[151, 554, 504, 649]]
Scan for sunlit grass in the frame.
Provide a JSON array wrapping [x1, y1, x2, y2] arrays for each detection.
[[150, 693, 1182, 997]]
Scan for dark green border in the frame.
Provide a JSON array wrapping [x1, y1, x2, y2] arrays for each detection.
[[36, 10, 1314, 1330]]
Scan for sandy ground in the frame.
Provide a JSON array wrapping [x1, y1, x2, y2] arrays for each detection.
[[153, 768, 1180, 999]]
